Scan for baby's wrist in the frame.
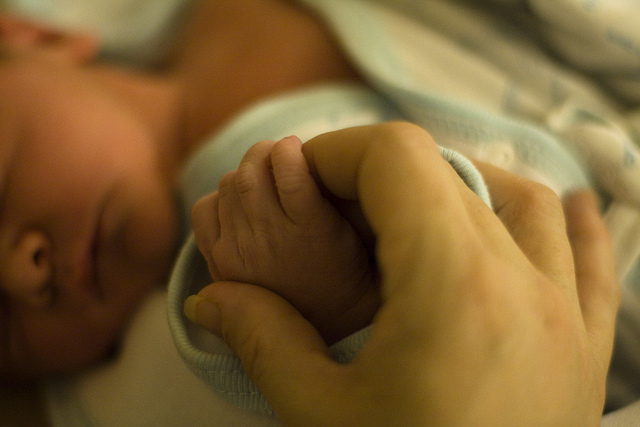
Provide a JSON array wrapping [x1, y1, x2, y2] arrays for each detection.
[[312, 268, 380, 345]]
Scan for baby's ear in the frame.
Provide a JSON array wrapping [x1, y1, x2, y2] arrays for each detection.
[[0, 13, 99, 64]]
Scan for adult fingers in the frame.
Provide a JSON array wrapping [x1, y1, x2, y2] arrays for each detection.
[[184, 282, 349, 426], [357, 126, 486, 301], [563, 191, 620, 365], [305, 123, 486, 302], [473, 161, 574, 285]]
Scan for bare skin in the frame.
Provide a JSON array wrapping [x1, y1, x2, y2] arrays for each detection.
[[188, 122, 620, 426], [173, 0, 363, 149], [0, 0, 362, 379], [192, 136, 379, 344], [0, 1, 363, 424]]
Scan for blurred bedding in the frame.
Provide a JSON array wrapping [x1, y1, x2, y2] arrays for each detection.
[[3, 0, 192, 66]]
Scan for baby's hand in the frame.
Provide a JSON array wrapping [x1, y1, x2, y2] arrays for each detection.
[[192, 136, 378, 343]]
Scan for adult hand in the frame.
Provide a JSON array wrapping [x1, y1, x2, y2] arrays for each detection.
[[186, 123, 620, 426], [191, 137, 378, 344]]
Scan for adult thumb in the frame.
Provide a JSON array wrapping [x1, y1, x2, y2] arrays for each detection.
[[184, 281, 349, 424]]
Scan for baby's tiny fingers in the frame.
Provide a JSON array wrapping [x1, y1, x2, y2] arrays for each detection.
[[192, 191, 222, 278], [192, 192, 220, 250], [235, 140, 285, 226], [271, 136, 326, 224]]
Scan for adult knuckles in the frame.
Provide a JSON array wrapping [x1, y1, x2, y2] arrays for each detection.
[[376, 121, 432, 140], [516, 181, 564, 222], [373, 121, 437, 152]]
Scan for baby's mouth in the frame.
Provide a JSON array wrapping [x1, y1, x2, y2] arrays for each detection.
[[76, 206, 105, 302], [74, 234, 100, 302], [88, 202, 108, 302], [87, 234, 103, 300]]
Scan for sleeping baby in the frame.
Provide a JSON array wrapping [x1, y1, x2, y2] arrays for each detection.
[[0, 0, 363, 381]]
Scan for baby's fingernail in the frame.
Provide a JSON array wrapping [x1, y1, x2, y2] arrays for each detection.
[[184, 295, 222, 336]]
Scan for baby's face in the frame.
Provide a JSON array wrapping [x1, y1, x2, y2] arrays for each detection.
[[0, 57, 179, 378]]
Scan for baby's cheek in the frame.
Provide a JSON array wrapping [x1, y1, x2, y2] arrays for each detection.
[[19, 310, 120, 376]]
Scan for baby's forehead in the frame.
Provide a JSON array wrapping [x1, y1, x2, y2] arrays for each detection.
[[0, 72, 22, 185]]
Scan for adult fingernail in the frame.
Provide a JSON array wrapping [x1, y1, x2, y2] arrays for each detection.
[[184, 295, 222, 336]]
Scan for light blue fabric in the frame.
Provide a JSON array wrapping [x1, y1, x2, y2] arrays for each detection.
[[167, 84, 493, 414], [296, 0, 595, 199]]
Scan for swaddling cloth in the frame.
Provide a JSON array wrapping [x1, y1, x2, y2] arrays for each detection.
[[297, 0, 640, 292], [297, 0, 640, 207], [168, 84, 492, 414]]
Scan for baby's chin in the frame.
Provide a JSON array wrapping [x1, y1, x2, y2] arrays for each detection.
[[11, 302, 145, 382], [2, 335, 119, 384]]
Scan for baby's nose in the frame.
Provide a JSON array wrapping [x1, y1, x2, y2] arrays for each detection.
[[1, 230, 53, 308]]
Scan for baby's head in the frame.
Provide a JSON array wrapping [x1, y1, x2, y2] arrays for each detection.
[[0, 14, 180, 380]]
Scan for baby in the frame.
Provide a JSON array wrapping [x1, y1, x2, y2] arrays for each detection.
[[0, 0, 362, 381], [0, 42, 180, 380], [191, 135, 381, 344]]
